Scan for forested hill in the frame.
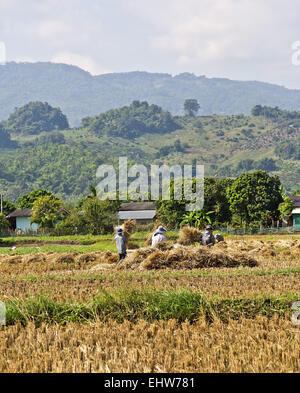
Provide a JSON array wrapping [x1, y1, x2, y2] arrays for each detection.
[[2, 62, 300, 126], [1, 101, 300, 201]]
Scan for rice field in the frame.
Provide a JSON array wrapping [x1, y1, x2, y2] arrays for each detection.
[[1, 232, 300, 373], [1, 317, 299, 373]]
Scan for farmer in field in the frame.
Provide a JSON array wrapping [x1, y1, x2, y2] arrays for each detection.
[[115, 228, 127, 263], [215, 233, 224, 243], [202, 225, 215, 247], [152, 226, 167, 246]]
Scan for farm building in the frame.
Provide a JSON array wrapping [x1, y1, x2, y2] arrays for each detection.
[[291, 196, 300, 229], [117, 202, 156, 225], [6, 209, 39, 232]]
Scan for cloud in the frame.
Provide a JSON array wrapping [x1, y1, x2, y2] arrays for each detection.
[[0, 41, 5, 64], [125, 0, 300, 87], [0, 0, 18, 10], [51, 52, 108, 75], [1, 0, 300, 87], [14, 56, 36, 63], [37, 20, 72, 40], [137, 0, 280, 62]]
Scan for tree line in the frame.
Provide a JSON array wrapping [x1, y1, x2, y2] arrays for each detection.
[[0, 170, 297, 235]]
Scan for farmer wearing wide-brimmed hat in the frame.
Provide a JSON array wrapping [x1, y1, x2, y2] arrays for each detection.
[[115, 228, 127, 263], [202, 225, 215, 247], [152, 225, 167, 246]]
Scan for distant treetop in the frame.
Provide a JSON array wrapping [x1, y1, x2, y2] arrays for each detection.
[[0, 123, 16, 148], [251, 105, 300, 119], [81, 100, 178, 138], [184, 99, 200, 117], [3, 101, 69, 135]]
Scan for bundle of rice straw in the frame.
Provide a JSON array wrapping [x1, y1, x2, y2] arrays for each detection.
[[2, 255, 23, 264], [54, 253, 77, 264], [86, 250, 118, 264], [117, 247, 154, 270], [123, 219, 136, 241], [75, 253, 98, 264], [106, 254, 120, 264], [177, 227, 202, 245], [24, 254, 46, 264], [101, 250, 113, 259], [115, 219, 136, 242], [90, 263, 115, 272], [155, 242, 174, 251], [118, 244, 258, 270], [144, 220, 165, 246]]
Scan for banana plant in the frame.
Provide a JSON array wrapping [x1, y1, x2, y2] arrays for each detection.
[[180, 210, 214, 228]]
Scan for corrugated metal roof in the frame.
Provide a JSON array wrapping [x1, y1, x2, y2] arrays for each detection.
[[119, 202, 156, 211], [291, 196, 300, 207], [118, 210, 156, 220], [7, 209, 33, 218]]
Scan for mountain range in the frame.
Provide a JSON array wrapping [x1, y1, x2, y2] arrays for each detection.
[[2, 62, 300, 126]]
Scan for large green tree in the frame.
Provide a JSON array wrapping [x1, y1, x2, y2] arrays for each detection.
[[16, 190, 59, 209], [156, 177, 233, 228], [31, 196, 64, 229], [155, 179, 186, 228], [58, 198, 118, 235], [227, 171, 283, 225], [80, 198, 117, 234], [204, 178, 234, 225], [1, 199, 16, 215]]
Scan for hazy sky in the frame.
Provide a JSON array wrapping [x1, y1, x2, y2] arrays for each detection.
[[1, 0, 300, 88]]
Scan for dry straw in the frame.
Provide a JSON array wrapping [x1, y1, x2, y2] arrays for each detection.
[[114, 219, 136, 242], [122, 219, 136, 242], [0, 251, 119, 275], [117, 244, 258, 270], [177, 227, 202, 245], [0, 316, 298, 373]]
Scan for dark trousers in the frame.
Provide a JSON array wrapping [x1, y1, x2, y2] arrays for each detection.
[[119, 253, 126, 261]]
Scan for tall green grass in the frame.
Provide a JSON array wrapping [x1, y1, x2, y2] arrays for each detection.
[[3, 289, 298, 327]]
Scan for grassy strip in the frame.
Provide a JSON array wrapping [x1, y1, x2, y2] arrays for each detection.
[[1, 232, 300, 249], [0, 232, 180, 247], [1, 266, 300, 283], [3, 289, 299, 327], [0, 240, 148, 255], [0, 242, 119, 255], [181, 266, 300, 278]]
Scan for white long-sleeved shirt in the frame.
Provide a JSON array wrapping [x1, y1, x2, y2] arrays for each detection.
[[152, 233, 167, 246], [115, 235, 126, 254]]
